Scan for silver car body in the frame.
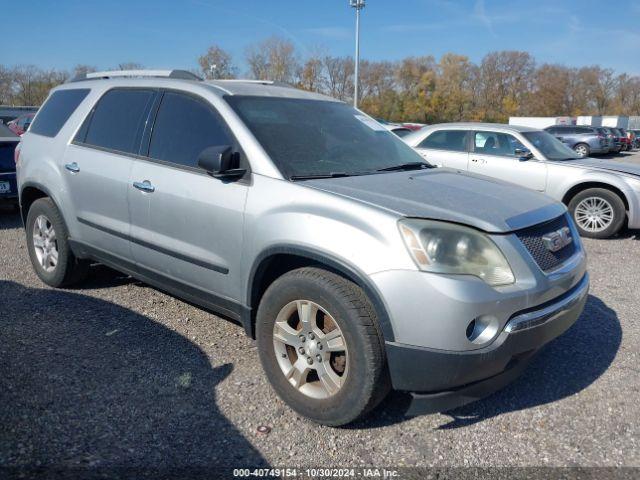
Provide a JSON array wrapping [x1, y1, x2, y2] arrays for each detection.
[[18, 75, 588, 411], [404, 122, 640, 230]]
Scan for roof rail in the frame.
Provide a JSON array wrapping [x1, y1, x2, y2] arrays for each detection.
[[69, 69, 202, 82], [208, 79, 292, 88]]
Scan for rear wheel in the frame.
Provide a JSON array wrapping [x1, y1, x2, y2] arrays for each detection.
[[26, 198, 89, 287], [256, 267, 389, 426], [573, 143, 590, 158], [568, 188, 626, 239]]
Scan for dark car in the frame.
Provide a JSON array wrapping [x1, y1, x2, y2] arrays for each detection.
[[598, 127, 622, 153], [0, 124, 20, 205], [630, 129, 640, 149], [544, 125, 608, 157]]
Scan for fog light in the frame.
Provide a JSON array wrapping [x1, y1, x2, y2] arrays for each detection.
[[466, 315, 499, 345]]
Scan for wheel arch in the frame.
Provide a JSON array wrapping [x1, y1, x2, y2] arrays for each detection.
[[19, 182, 57, 226], [562, 181, 630, 213], [246, 245, 395, 342]]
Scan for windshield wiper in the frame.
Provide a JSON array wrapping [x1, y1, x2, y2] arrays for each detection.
[[290, 172, 352, 180], [376, 162, 432, 172]]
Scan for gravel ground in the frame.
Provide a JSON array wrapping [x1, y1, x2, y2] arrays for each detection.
[[1, 152, 639, 474]]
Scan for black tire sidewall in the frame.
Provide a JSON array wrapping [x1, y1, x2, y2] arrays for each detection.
[[26, 198, 74, 287], [569, 188, 626, 239], [256, 269, 383, 426]]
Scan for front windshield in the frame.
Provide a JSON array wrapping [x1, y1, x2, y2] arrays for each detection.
[[225, 96, 427, 178], [522, 131, 581, 161]]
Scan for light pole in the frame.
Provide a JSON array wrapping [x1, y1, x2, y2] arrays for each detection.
[[350, 0, 365, 108]]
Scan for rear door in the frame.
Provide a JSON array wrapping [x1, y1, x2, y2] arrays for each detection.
[[468, 130, 547, 191], [414, 129, 469, 169], [65, 88, 157, 260], [128, 90, 249, 304]]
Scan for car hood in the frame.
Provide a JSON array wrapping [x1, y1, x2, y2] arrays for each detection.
[[560, 157, 640, 177], [304, 168, 565, 233]]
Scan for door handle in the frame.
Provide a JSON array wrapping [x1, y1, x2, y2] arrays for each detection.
[[133, 180, 155, 193], [65, 162, 80, 173]]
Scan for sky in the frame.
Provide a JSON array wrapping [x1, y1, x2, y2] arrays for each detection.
[[2, 0, 640, 75]]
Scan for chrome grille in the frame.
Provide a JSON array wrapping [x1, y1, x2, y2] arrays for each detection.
[[515, 215, 577, 272]]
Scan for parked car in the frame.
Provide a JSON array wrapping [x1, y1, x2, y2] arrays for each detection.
[[384, 124, 414, 137], [630, 129, 640, 149], [18, 71, 588, 426], [543, 125, 608, 157], [7, 113, 35, 136], [609, 127, 629, 151], [619, 128, 634, 151], [0, 124, 20, 206], [597, 127, 622, 153], [401, 122, 427, 131], [404, 123, 640, 238]]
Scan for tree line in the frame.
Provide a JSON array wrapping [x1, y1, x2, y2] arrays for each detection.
[[2, 36, 639, 124]]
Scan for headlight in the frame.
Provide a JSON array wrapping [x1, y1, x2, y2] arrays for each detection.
[[398, 219, 515, 286]]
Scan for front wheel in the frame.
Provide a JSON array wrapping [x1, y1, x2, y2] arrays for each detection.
[[568, 188, 626, 239], [256, 267, 390, 426]]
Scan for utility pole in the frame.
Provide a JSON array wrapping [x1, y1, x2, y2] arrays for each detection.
[[350, 0, 365, 108]]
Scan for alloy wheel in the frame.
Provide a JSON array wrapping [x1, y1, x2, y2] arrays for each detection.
[[574, 197, 614, 233], [32, 214, 58, 272], [272, 300, 348, 399], [574, 145, 588, 157]]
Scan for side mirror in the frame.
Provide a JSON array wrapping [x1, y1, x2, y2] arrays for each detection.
[[197, 145, 246, 179], [515, 148, 533, 161]]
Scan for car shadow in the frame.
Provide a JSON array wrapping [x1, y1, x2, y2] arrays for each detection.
[[0, 280, 268, 476], [353, 294, 621, 430]]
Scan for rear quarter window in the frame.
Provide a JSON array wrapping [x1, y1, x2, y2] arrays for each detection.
[[29, 89, 90, 138], [418, 130, 467, 152]]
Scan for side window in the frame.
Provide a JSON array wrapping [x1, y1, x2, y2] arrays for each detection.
[[418, 130, 467, 152], [148, 92, 232, 168], [29, 89, 90, 138], [81, 89, 155, 154], [474, 131, 525, 157]]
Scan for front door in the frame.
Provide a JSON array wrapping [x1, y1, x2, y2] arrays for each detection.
[[468, 130, 547, 191], [128, 91, 248, 305]]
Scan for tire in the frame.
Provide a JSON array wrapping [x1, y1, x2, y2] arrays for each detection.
[[26, 197, 89, 287], [256, 267, 390, 426], [573, 143, 590, 158], [568, 188, 626, 239]]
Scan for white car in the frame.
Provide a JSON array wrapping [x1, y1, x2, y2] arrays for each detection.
[[404, 122, 640, 238]]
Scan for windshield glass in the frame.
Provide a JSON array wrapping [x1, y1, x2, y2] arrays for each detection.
[[522, 131, 581, 160], [225, 96, 427, 179]]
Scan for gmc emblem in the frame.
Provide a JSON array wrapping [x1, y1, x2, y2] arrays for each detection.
[[542, 226, 573, 252]]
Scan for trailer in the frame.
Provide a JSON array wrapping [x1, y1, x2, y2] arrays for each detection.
[[627, 116, 640, 130], [508, 116, 576, 129], [576, 116, 603, 127], [601, 116, 629, 128]]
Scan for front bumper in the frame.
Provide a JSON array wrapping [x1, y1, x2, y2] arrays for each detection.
[[386, 273, 589, 414], [0, 171, 18, 200]]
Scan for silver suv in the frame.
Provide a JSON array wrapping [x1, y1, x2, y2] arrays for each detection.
[[17, 70, 589, 426]]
